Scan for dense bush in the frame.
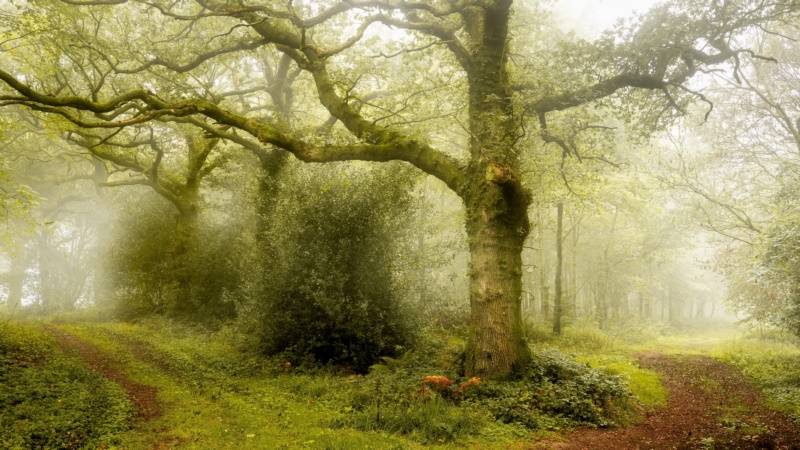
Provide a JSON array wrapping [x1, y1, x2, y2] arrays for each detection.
[[257, 163, 421, 372], [332, 333, 633, 442]]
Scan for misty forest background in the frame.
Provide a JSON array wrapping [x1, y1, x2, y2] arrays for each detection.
[[3, 0, 800, 448]]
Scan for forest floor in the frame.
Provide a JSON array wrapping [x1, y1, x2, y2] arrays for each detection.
[[543, 351, 800, 450], [3, 317, 800, 449], [46, 325, 163, 421]]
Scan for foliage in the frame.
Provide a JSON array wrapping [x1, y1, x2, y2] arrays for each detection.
[[0, 322, 131, 449], [475, 349, 635, 429], [330, 329, 635, 442], [106, 187, 245, 321], [256, 163, 422, 372], [0, 155, 40, 252]]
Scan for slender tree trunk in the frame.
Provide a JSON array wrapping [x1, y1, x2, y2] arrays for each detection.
[[538, 209, 550, 319], [597, 276, 607, 329], [639, 293, 644, 318], [553, 203, 564, 335], [569, 222, 578, 319]]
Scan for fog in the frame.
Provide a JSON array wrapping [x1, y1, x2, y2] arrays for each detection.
[[1, 0, 797, 355]]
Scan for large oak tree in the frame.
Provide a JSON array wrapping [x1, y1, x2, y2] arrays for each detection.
[[1, 0, 797, 377]]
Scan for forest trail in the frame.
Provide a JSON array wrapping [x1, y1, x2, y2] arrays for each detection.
[[547, 352, 800, 450], [44, 326, 163, 421]]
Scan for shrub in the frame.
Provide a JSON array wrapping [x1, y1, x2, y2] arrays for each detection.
[[257, 163, 421, 372], [471, 348, 635, 430], [105, 188, 244, 322], [335, 337, 632, 442]]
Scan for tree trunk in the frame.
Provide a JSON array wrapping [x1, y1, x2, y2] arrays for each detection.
[[461, 0, 531, 378], [569, 221, 578, 319], [169, 202, 199, 315], [553, 203, 564, 335], [5, 251, 28, 309], [538, 210, 550, 319], [464, 199, 530, 378]]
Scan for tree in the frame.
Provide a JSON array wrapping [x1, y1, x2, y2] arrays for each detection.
[[1, 0, 797, 377], [654, 21, 800, 332]]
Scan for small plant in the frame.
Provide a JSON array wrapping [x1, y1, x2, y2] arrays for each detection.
[[700, 436, 716, 449]]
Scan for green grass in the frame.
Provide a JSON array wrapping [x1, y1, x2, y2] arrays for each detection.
[[0, 321, 132, 449], [26, 318, 546, 449], [712, 335, 800, 422]]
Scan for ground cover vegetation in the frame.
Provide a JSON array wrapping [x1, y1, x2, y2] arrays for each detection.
[[1, 317, 669, 448], [4, 0, 800, 448]]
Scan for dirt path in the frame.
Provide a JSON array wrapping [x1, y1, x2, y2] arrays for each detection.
[[45, 326, 163, 421], [546, 352, 800, 450]]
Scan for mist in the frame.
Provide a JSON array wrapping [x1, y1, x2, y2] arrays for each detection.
[[2, 0, 800, 448]]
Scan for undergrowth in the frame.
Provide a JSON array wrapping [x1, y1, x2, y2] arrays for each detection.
[[713, 334, 800, 423], [0, 316, 671, 448], [0, 321, 132, 449]]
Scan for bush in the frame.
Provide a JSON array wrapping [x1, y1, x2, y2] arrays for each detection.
[[257, 163, 421, 372], [469, 349, 634, 430], [105, 187, 244, 322], [333, 335, 632, 443]]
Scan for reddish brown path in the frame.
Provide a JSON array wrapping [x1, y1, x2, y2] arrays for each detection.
[[45, 325, 162, 421], [543, 352, 800, 450]]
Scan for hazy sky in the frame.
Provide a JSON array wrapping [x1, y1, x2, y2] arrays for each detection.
[[553, 0, 663, 38]]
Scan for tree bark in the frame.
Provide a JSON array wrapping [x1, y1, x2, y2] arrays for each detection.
[[464, 196, 530, 378]]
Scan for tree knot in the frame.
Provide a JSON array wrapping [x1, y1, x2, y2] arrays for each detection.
[[485, 162, 515, 185]]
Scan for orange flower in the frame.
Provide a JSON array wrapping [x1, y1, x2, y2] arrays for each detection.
[[459, 377, 481, 391], [421, 376, 452, 392]]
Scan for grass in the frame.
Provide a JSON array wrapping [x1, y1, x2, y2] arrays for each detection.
[[712, 333, 800, 422], [0, 314, 652, 449], [0, 321, 132, 449], [4, 317, 549, 449]]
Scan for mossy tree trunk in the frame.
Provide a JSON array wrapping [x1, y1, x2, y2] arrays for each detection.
[[461, 1, 531, 377]]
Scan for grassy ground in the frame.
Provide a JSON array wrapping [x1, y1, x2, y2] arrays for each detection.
[[712, 331, 800, 422], [4, 314, 798, 449], [0, 321, 132, 449]]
